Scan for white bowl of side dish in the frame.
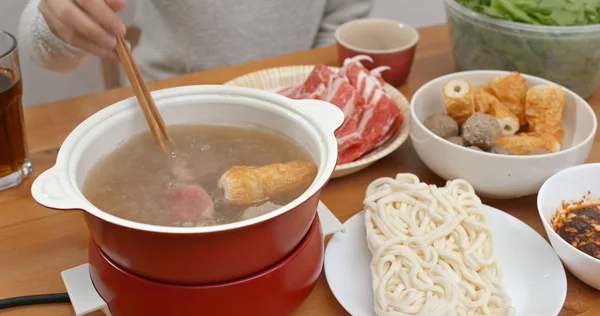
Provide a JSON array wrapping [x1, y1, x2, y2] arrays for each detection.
[[538, 163, 600, 290], [410, 70, 597, 199]]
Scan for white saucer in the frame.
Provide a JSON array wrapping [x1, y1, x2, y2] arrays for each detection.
[[324, 205, 567, 316]]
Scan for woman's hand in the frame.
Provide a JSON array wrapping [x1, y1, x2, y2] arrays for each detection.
[[38, 0, 127, 61]]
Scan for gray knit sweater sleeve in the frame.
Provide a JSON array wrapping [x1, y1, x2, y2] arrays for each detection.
[[18, 0, 88, 73], [18, 0, 373, 74]]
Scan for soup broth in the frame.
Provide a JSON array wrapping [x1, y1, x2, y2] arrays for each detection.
[[83, 124, 315, 227]]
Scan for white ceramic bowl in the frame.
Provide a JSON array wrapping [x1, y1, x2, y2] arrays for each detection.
[[410, 70, 597, 199], [538, 163, 600, 290]]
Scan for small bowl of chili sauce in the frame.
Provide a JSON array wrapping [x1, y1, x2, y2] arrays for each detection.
[[538, 164, 600, 291], [552, 197, 600, 260]]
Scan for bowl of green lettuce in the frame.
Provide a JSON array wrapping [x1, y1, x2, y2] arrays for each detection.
[[445, 0, 600, 98]]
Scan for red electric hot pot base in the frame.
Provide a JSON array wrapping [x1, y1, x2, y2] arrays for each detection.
[[89, 215, 324, 316], [85, 191, 320, 285]]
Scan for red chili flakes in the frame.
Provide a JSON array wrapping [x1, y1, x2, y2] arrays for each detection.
[[551, 193, 600, 260]]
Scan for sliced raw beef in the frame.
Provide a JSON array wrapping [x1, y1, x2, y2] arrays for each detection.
[[323, 74, 364, 122], [278, 64, 333, 100], [276, 57, 404, 164], [335, 119, 368, 164], [342, 56, 384, 103], [320, 73, 372, 163], [278, 64, 371, 163], [340, 56, 385, 102], [357, 88, 403, 151], [373, 113, 403, 148], [168, 183, 214, 222], [276, 85, 302, 98], [339, 56, 403, 151]]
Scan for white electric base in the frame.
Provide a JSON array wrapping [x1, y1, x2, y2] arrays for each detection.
[[61, 264, 111, 316]]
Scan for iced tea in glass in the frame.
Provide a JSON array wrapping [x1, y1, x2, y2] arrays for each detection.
[[0, 31, 30, 191]]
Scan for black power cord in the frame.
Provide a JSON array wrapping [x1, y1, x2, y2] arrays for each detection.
[[0, 293, 70, 310]]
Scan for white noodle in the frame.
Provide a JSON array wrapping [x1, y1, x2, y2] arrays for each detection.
[[364, 174, 515, 316]]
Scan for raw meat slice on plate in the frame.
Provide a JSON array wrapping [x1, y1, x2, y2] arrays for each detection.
[[335, 119, 368, 164], [280, 64, 371, 164], [340, 56, 386, 102], [339, 56, 403, 151], [323, 74, 365, 122], [277, 55, 404, 164], [321, 74, 369, 163], [278, 64, 333, 100], [359, 89, 404, 150]]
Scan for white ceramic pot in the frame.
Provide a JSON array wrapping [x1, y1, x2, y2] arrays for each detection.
[[31, 85, 344, 284], [410, 70, 597, 199]]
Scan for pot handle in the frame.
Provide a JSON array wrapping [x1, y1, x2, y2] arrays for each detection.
[[31, 167, 81, 210], [317, 201, 345, 236], [294, 99, 345, 134]]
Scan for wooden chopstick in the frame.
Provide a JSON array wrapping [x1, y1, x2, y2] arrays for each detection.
[[115, 37, 172, 153]]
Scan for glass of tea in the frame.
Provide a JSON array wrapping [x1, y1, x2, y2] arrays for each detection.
[[0, 31, 30, 191]]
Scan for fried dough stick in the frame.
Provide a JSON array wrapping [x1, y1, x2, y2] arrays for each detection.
[[443, 79, 474, 125], [525, 84, 566, 144], [471, 85, 519, 136], [218, 161, 318, 205], [495, 132, 560, 155], [489, 72, 528, 124]]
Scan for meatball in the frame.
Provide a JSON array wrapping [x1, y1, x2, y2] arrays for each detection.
[[490, 146, 512, 155], [446, 136, 467, 147], [461, 112, 501, 150], [530, 148, 552, 155], [469, 146, 483, 151], [424, 113, 459, 139]]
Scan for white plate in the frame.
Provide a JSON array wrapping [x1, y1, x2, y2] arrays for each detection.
[[224, 65, 410, 178], [324, 205, 567, 316]]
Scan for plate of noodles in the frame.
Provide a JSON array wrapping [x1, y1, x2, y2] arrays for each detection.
[[324, 174, 567, 316]]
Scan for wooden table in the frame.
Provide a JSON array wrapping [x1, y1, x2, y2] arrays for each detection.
[[1, 23, 599, 316]]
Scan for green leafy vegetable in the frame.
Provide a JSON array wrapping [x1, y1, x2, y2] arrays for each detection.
[[447, 0, 600, 97], [456, 0, 600, 26]]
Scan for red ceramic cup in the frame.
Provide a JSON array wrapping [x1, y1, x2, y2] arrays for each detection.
[[335, 18, 419, 87]]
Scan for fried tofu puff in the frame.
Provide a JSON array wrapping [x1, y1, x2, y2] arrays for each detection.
[[525, 85, 566, 144], [443, 79, 474, 125], [470, 85, 493, 113], [218, 160, 317, 205], [489, 72, 528, 125], [471, 85, 519, 136], [495, 132, 560, 155]]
